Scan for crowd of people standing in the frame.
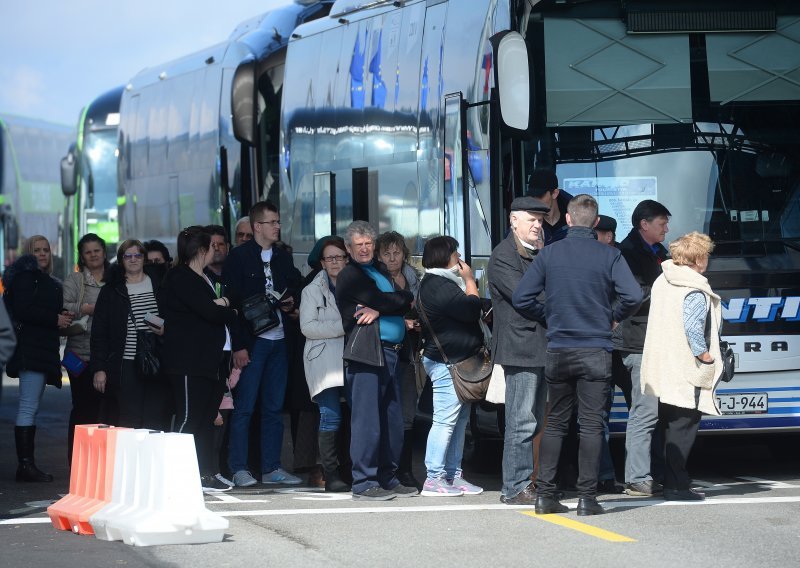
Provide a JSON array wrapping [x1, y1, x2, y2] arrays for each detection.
[[2, 183, 727, 508]]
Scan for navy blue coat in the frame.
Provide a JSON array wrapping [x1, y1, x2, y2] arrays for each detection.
[[222, 238, 302, 352], [512, 226, 642, 350]]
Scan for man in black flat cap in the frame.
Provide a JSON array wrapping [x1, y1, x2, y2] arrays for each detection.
[[488, 195, 551, 505], [526, 170, 573, 245], [595, 215, 617, 247]]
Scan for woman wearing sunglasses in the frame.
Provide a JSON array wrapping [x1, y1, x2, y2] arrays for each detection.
[[90, 239, 171, 429]]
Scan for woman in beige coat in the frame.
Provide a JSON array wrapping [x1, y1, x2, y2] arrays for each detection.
[[299, 236, 349, 492], [62, 233, 109, 464], [642, 232, 722, 501]]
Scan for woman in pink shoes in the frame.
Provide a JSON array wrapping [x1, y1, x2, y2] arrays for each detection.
[[416, 236, 486, 497]]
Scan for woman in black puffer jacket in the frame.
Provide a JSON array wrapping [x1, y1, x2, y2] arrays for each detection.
[[3, 236, 75, 482]]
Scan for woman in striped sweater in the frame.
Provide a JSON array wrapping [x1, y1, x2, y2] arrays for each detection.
[[91, 239, 171, 429]]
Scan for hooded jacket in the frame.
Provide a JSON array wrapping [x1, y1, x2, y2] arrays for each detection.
[[2, 254, 63, 386]]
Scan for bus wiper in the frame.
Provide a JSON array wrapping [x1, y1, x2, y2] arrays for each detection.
[[713, 239, 800, 252]]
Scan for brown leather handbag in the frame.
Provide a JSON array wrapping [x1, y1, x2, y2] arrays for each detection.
[[417, 295, 492, 404]]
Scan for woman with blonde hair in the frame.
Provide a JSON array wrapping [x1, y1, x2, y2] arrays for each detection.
[[641, 231, 723, 501], [3, 235, 74, 481]]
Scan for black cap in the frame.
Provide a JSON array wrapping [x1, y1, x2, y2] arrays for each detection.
[[510, 196, 550, 213], [527, 170, 559, 197], [596, 215, 617, 232]]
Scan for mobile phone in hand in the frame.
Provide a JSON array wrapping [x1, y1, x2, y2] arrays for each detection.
[[144, 312, 164, 329]]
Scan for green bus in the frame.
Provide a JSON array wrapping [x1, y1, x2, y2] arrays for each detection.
[[61, 86, 124, 269], [0, 114, 74, 277]]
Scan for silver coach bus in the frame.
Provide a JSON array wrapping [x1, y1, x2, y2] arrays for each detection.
[[275, 0, 800, 435], [116, 1, 335, 251]]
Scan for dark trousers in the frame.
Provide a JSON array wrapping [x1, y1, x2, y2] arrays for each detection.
[[345, 347, 404, 494], [659, 401, 702, 490], [108, 360, 173, 430], [67, 367, 103, 465], [537, 348, 612, 499], [171, 373, 225, 476]]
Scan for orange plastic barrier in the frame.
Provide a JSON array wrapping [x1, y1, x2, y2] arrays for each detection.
[[47, 424, 129, 535]]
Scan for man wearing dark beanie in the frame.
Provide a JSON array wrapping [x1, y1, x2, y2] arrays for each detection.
[[526, 170, 573, 245]]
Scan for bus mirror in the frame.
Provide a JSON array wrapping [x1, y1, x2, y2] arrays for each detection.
[[4, 213, 19, 250], [490, 31, 530, 136], [232, 59, 257, 145], [61, 143, 77, 197]]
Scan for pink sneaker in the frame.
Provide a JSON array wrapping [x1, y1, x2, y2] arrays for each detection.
[[421, 477, 463, 497], [447, 473, 483, 495]]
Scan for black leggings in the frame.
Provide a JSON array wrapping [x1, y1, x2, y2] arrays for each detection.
[[170, 373, 225, 476]]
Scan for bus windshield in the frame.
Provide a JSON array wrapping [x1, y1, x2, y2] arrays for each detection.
[[553, 123, 800, 252], [84, 128, 117, 214]]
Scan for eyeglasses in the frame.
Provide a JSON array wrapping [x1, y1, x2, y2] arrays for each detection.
[[123, 253, 144, 261], [255, 220, 281, 227], [236, 232, 253, 240], [322, 254, 347, 263]]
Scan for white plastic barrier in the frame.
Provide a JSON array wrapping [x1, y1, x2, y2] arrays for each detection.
[[90, 429, 151, 541], [90, 431, 228, 547]]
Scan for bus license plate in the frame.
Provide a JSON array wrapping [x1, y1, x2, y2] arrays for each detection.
[[716, 392, 768, 415]]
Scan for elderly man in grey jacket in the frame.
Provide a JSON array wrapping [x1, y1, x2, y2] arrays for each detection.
[[487, 195, 550, 505]]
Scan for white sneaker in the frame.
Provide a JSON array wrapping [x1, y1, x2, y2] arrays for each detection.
[[262, 468, 302, 485], [232, 470, 258, 487]]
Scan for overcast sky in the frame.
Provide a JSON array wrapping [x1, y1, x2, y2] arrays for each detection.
[[0, 0, 288, 127]]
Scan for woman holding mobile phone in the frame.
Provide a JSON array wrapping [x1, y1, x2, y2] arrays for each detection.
[[159, 226, 240, 493], [417, 236, 486, 497], [91, 239, 170, 429], [62, 233, 109, 465]]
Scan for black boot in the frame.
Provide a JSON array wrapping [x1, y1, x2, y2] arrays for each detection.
[[318, 431, 350, 492], [15, 426, 53, 483], [397, 429, 421, 490]]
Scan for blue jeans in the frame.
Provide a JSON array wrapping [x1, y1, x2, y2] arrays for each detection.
[[315, 387, 343, 432], [16, 370, 47, 426], [228, 338, 288, 474], [345, 348, 404, 494], [501, 365, 547, 498], [623, 353, 659, 484], [422, 357, 470, 480]]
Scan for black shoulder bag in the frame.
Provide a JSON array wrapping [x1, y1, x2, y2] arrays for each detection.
[[417, 291, 491, 404], [242, 292, 281, 335], [128, 306, 161, 380]]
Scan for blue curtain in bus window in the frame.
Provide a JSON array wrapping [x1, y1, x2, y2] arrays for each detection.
[[543, 18, 692, 126], [706, 17, 800, 104]]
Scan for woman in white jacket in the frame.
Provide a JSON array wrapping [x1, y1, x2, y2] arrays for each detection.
[[300, 237, 350, 492], [642, 232, 722, 501]]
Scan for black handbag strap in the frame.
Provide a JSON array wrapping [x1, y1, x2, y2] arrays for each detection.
[[416, 286, 453, 367]]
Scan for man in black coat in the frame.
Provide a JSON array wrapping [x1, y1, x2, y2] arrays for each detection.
[[616, 199, 671, 497], [487, 195, 550, 505], [526, 169, 573, 245], [223, 200, 303, 487], [334, 221, 415, 501], [513, 194, 642, 516]]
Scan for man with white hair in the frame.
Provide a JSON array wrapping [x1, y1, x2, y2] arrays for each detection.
[[334, 221, 416, 501], [487, 195, 550, 506]]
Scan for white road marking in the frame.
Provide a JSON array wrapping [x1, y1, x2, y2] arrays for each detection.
[[3, 495, 800, 525]]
